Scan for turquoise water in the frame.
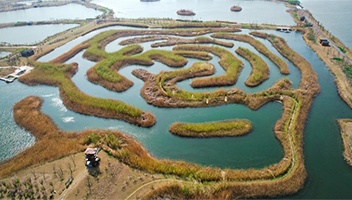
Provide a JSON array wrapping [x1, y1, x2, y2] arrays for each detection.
[[0, 0, 352, 198]]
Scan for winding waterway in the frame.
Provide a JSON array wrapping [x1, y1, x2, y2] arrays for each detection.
[[1, 0, 352, 198]]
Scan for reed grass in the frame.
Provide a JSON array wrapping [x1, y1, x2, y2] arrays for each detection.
[[174, 51, 212, 60], [2, 28, 321, 199], [173, 45, 244, 87], [0, 96, 84, 178], [235, 47, 269, 87], [212, 32, 289, 74], [19, 60, 155, 127], [337, 119, 352, 166], [50, 43, 90, 64], [169, 120, 252, 138], [264, 33, 320, 94]]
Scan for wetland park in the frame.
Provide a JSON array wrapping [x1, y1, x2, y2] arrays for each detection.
[[1, 0, 352, 199]]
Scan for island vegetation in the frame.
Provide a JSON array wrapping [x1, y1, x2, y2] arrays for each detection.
[[169, 120, 252, 137], [235, 47, 269, 87]]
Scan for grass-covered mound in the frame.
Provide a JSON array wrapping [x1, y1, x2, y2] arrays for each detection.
[[235, 47, 269, 87], [212, 33, 289, 74], [119, 35, 234, 48], [250, 31, 320, 95], [173, 45, 244, 87], [169, 120, 252, 137]]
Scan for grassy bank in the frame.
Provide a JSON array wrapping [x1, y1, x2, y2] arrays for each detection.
[[337, 119, 352, 166], [250, 31, 320, 95], [169, 120, 252, 138], [212, 33, 289, 74], [173, 45, 244, 88], [18, 60, 155, 127], [235, 47, 269, 87]]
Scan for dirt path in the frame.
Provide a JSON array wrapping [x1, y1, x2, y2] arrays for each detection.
[[59, 170, 88, 200]]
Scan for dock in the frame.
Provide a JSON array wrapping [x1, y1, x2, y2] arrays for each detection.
[[0, 66, 33, 83]]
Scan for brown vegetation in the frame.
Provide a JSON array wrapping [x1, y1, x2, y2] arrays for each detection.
[[337, 119, 352, 166], [235, 47, 269, 87], [18, 60, 155, 127], [173, 45, 244, 88]]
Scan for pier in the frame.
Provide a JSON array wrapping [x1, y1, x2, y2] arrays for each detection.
[[0, 66, 33, 83]]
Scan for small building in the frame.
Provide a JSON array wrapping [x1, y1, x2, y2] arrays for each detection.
[[276, 27, 292, 33], [85, 147, 100, 167], [20, 49, 34, 57], [319, 38, 330, 46]]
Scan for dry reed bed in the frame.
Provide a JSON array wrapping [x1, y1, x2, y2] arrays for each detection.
[[211, 32, 289, 74], [174, 51, 213, 60], [173, 45, 244, 88], [250, 31, 320, 94], [78, 28, 237, 92], [50, 43, 90, 64], [18, 60, 155, 127], [142, 90, 310, 199], [3, 92, 306, 199], [0, 96, 84, 178], [235, 47, 269, 87], [169, 120, 252, 138], [151, 36, 234, 48], [135, 63, 292, 109], [88, 28, 240, 56], [337, 119, 352, 166]]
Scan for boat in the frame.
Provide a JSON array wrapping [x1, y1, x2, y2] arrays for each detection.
[[177, 9, 196, 16], [230, 5, 242, 12]]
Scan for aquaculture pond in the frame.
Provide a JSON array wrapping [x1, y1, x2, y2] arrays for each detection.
[[1, 24, 352, 198]]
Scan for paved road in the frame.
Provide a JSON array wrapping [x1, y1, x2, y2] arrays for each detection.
[[298, 9, 352, 65]]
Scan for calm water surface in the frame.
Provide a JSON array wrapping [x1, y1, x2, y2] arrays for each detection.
[[0, 4, 102, 23], [92, 0, 295, 25], [300, 0, 352, 49], [0, 24, 78, 45]]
